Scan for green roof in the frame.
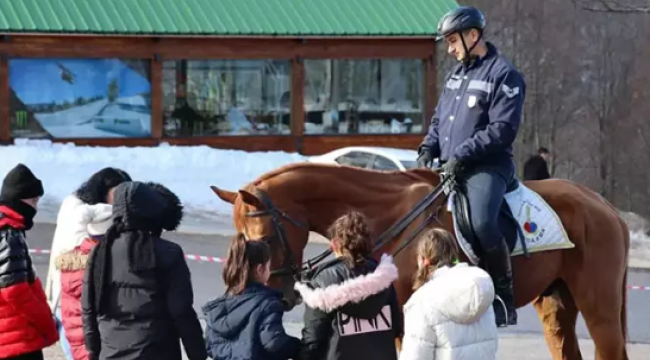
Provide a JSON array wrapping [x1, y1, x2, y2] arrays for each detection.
[[0, 0, 458, 37]]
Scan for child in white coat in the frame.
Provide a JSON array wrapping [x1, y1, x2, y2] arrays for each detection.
[[399, 228, 498, 360]]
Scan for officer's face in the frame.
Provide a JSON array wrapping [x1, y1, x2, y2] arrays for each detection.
[[444, 30, 480, 61]]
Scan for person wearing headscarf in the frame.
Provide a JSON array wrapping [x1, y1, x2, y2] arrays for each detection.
[[55, 203, 113, 360], [0, 164, 58, 360], [81, 181, 206, 360]]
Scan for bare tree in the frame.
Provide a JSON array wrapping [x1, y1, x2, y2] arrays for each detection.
[[573, 0, 650, 12]]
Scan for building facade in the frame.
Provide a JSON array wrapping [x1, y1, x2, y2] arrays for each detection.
[[0, 0, 456, 155]]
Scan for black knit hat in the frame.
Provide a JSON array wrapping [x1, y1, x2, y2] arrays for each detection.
[[0, 164, 44, 201]]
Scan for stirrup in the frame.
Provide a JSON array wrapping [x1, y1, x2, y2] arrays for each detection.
[[494, 295, 509, 327]]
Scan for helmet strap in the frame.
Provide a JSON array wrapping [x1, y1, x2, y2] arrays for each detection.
[[459, 29, 483, 67]]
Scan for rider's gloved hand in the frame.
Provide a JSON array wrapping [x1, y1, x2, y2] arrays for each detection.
[[417, 145, 434, 168], [442, 157, 464, 177]]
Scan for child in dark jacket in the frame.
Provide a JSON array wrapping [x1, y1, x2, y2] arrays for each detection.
[[293, 211, 402, 360], [202, 234, 301, 360]]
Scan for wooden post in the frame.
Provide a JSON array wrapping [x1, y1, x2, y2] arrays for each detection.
[[291, 55, 305, 153], [0, 54, 9, 143], [150, 54, 163, 141], [423, 51, 437, 134]]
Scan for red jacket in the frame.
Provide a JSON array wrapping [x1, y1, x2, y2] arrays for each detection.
[[0, 206, 59, 358], [55, 238, 99, 360]]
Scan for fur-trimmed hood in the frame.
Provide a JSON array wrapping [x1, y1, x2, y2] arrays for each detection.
[[55, 250, 90, 272], [55, 238, 98, 272], [294, 253, 398, 317]]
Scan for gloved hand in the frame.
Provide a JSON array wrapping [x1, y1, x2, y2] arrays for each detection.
[[417, 145, 434, 168], [442, 157, 464, 177]]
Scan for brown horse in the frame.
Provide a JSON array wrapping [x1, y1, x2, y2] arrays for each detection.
[[211, 162, 629, 360]]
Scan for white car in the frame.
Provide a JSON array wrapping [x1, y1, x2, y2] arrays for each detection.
[[307, 146, 439, 171]]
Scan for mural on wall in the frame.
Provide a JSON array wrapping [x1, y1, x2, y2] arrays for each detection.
[[9, 58, 152, 138]]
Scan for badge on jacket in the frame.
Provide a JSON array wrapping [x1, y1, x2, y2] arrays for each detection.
[[467, 95, 477, 108], [502, 84, 520, 98]]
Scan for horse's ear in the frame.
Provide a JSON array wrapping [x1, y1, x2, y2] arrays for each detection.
[[210, 186, 238, 204], [238, 189, 263, 208]]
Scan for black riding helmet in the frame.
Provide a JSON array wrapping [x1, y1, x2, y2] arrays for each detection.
[[436, 6, 486, 64]]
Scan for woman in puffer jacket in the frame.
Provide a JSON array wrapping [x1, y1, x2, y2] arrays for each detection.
[[399, 228, 498, 360], [294, 211, 403, 360], [55, 203, 113, 360]]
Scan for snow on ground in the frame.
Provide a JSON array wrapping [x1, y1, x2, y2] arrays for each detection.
[[1, 139, 649, 267], [0, 139, 306, 233]]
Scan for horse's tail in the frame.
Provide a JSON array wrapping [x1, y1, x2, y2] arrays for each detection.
[[620, 216, 630, 353], [621, 265, 628, 344]]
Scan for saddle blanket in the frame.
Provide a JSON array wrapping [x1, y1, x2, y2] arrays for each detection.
[[447, 182, 575, 265]]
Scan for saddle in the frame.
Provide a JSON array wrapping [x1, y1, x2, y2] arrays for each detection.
[[450, 179, 523, 267]]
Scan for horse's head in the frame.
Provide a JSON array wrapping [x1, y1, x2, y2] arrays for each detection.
[[211, 184, 310, 311]]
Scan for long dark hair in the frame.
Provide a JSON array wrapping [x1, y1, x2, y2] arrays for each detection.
[[75, 167, 131, 205], [222, 234, 270, 295], [327, 211, 373, 267]]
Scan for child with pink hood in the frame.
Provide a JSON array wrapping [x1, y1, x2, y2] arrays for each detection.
[[55, 203, 113, 360]]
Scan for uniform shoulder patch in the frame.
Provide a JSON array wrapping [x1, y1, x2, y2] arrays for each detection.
[[501, 84, 520, 98]]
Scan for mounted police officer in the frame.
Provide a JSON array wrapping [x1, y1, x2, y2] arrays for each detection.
[[416, 6, 526, 327]]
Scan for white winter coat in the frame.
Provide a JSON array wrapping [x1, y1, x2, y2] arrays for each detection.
[[399, 263, 498, 360], [44, 194, 88, 310]]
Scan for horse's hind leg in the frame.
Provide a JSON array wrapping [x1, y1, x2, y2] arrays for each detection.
[[567, 269, 628, 360], [533, 280, 582, 360]]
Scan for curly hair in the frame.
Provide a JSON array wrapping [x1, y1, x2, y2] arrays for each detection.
[[412, 228, 459, 290], [327, 211, 373, 267], [74, 167, 131, 205]]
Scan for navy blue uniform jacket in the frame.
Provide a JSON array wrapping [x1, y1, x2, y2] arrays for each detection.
[[422, 42, 526, 166], [202, 282, 301, 360]]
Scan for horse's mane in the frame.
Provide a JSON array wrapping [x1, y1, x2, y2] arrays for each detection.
[[248, 161, 440, 188]]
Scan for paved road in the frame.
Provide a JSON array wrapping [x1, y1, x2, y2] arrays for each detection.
[[28, 223, 650, 359]]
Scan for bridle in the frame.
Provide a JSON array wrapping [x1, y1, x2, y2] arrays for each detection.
[[243, 188, 313, 282], [240, 171, 454, 283]]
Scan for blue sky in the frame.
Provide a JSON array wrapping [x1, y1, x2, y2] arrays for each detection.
[[9, 59, 151, 105]]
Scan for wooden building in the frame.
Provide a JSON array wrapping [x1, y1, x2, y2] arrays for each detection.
[[0, 0, 457, 155]]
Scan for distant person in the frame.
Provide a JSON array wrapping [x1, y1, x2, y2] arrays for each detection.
[[45, 167, 131, 359], [202, 234, 301, 360], [294, 211, 403, 360], [523, 147, 551, 181], [0, 164, 59, 360], [82, 181, 206, 360], [400, 228, 498, 360]]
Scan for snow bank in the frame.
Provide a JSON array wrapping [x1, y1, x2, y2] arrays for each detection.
[[0, 139, 306, 233], [619, 211, 650, 268]]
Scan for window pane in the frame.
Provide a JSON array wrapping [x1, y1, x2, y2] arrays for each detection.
[[304, 59, 423, 135], [162, 60, 291, 137], [335, 152, 372, 168], [399, 160, 419, 169], [372, 155, 400, 170], [9, 59, 152, 138]]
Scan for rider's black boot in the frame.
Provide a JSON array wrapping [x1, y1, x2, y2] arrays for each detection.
[[484, 238, 517, 327]]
